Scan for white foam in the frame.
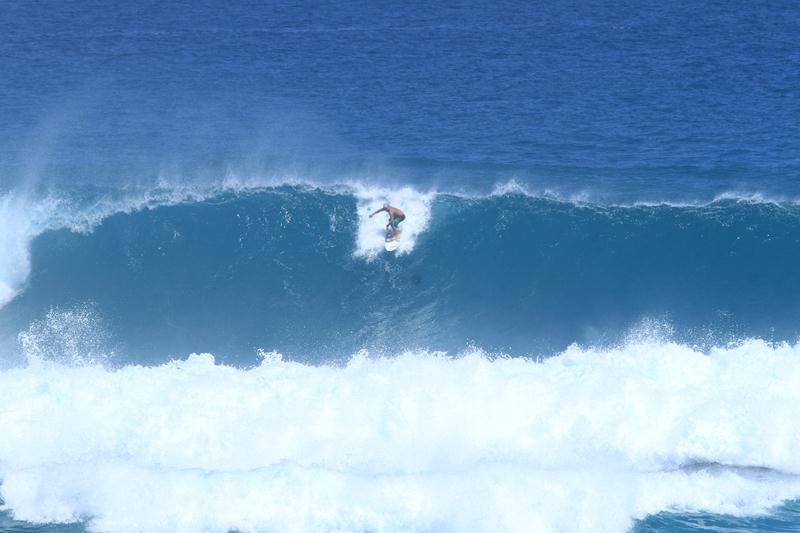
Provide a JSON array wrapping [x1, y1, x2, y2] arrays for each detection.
[[17, 306, 114, 367], [487, 180, 800, 208], [353, 184, 434, 259], [0, 191, 60, 308], [711, 190, 796, 206], [1, 339, 800, 532]]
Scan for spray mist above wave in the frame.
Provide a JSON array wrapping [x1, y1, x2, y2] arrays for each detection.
[[1, 338, 800, 532]]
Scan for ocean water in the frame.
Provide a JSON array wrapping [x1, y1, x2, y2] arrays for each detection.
[[2, 1, 800, 532]]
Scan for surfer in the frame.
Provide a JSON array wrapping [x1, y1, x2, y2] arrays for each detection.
[[369, 203, 405, 236]]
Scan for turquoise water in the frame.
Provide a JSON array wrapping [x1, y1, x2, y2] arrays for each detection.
[[635, 500, 800, 532], [4, 191, 800, 364]]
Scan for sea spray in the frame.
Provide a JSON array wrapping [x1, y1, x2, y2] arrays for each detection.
[[1, 340, 800, 532]]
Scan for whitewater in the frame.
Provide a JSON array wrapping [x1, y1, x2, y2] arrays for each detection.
[[2, 339, 800, 533]]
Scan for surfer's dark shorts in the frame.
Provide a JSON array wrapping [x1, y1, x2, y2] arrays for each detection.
[[391, 215, 405, 227]]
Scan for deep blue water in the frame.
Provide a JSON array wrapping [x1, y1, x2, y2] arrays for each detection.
[[2, 1, 800, 532], [3, 1, 799, 198]]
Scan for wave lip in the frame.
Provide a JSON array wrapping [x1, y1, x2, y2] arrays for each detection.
[[0, 191, 65, 309], [1, 339, 800, 532]]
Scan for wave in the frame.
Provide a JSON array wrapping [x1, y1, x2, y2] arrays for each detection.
[[0, 184, 212, 308], [1, 339, 799, 532], [2, 181, 800, 364]]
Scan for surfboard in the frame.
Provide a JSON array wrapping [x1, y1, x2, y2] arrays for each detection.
[[384, 230, 401, 251]]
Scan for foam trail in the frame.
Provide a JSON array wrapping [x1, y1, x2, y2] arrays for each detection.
[[353, 185, 434, 259], [1, 340, 800, 532]]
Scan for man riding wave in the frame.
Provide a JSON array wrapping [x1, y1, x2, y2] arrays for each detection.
[[369, 203, 405, 238]]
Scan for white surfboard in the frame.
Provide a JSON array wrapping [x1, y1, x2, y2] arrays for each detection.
[[384, 230, 401, 251]]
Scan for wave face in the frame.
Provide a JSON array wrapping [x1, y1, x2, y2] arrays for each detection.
[[2, 185, 800, 365], [1, 341, 800, 533]]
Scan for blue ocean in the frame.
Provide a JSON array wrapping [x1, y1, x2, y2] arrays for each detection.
[[2, 1, 800, 531]]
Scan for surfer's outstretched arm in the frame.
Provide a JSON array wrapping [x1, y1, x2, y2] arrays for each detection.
[[369, 206, 387, 218]]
